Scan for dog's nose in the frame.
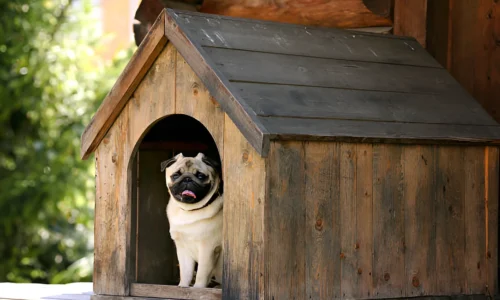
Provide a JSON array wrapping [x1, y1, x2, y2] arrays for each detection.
[[183, 177, 193, 183]]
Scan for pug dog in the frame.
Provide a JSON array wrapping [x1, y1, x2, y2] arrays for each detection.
[[161, 152, 223, 288]]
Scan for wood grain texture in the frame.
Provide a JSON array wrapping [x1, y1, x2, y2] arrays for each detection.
[[265, 141, 306, 300], [136, 150, 178, 285], [81, 11, 167, 160], [204, 48, 453, 95], [175, 51, 225, 157], [222, 115, 265, 299], [354, 144, 374, 299], [259, 117, 500, 146], [426, 1, 500, 124], [130, 283, 221, 300], [94, 110, 131, 296], [340, 143, 357, 299], [486, 146, 499, 296], [165, 10, 270, 157], [304, 142, 340, 299], [464, 147, 487, 295], [91, 294, 493, 300], [133, 0, 394, 46], [403, 146, 437, 297], [199, 0, 392, 28], [446, 0, 500, 124], [426, 0, 451, 69], [436, 146, 466, 295], [393, 0, 428, 47], [235, 82, 496, 126], [127, 43, 177, 146], [93, 44, 176, 295], [173, 12, 433, 67], [372, 144, 405, 298]]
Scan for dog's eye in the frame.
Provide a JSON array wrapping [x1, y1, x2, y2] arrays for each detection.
[[171, 172, 181, 180], [196, 172, 207, 180]]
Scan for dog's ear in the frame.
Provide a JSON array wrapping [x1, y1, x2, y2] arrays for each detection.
[[161, 154, 181, 172], [200, 154, 221, 174]]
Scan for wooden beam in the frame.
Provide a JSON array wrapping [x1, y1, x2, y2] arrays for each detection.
[[426, 0, 451, 68], [130, 283, 221, 300], [393, 0, 428, 47], [80, 10, 167, 160], [199, 0, 392, 28], [426, 0, 500, 124]]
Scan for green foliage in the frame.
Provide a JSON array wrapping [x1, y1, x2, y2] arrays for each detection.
[[0, 0, 134, 283]]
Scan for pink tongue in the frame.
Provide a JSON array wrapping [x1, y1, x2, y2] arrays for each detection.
[[182, 190, 196, 198]]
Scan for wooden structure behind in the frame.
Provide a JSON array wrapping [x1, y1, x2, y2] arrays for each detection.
[[83, 9, 500, 300], [133, 0, 393, 45], [393, 0, 500, 125]]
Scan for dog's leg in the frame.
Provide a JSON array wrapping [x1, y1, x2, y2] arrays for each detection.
[[213, 251, 223, 284], [193, 245, 221, 288], [177, 249, 195, 287]]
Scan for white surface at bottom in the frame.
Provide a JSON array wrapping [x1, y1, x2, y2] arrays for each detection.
[[0, 282, 93, 300]]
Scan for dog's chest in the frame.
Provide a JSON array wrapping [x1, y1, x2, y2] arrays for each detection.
[[169, 212, 222, 242]]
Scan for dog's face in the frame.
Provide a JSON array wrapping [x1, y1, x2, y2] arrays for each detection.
[[161, 153, 221, 205]]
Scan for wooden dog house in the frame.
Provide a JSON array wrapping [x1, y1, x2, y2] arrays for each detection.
[[81, 9, 500, 300]]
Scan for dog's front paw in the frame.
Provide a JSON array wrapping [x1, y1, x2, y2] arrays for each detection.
[[193, 283, 208, 289], [178, 283, 190, 288]]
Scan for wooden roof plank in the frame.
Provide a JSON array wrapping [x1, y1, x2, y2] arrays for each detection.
[[260, 117, 500, 145], [80, 9, 500, 160], [235, 82, 498, 126], [80, 11, 168, 160], [165, 9, 270, 156], [173, 11, 439, 68], [203, 47, 456, 94]]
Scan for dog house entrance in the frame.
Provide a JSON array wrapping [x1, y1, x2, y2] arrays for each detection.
[[130, 114, 221, 287]]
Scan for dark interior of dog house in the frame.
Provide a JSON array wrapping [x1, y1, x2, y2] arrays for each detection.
[[129, 114, 221, 286]]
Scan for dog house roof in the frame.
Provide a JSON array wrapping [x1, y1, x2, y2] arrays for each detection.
[[81, 9, 500, 159]]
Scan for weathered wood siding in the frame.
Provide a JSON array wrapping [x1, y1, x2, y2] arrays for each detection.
[[222, 115, 266, 299], [93, 43, 227, 295], [265, 142, 499, 299]]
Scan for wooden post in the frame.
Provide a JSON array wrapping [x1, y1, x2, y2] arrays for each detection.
[[393, 0, 428, 47]]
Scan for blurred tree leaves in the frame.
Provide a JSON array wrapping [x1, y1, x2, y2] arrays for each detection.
[[0, 0, 133, 283]]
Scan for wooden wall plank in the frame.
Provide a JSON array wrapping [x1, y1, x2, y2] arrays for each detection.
[[426, 0, 451, 69], [93, 44, 177, 295], [304, 142, 340, 299], [222, 115, 266, 299], [486, 146, 499, 296], [426, 1, 500, 124], [447, 0, 500, 123], [94, 109, 131, 295], [126, 43, 177, 149], [340, 143, 357, 298], [235, 82, 495, 126], [81, 12, 167, 160], [130, 154, 138, 282], [435, 146, 466, 295], [393, 0, 428, 47], [174, 12, 433, 67], [204, 48, 454, 95], [403, 145, 437, 296], [136, 150, 178, 285], [265, 141, 306, 299], [355, 144, 374, 298], [464, 147, 487, 294], [175, 51, 225, 159], [372, 144, 405, 298]]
